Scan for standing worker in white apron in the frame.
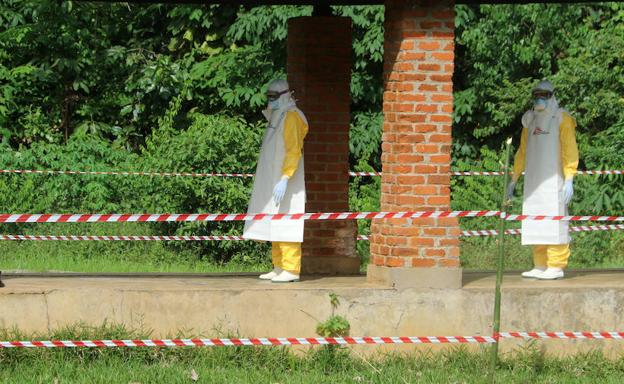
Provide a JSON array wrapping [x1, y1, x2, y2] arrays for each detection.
[[508, 80, 579, 280], [243, 79, 309, 283]]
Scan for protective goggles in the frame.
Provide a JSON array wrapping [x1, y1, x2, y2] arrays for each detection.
[[266, 89, 290, 102], [532, 90, 553, 100]]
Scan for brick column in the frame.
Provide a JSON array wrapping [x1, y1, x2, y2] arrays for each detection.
[[287, 17, 359, 275], [368, 0, 461, 289]]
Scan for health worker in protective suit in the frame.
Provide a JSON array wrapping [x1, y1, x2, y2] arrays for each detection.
[[243, 79, 308, 283], [508, 80, 579, 280]]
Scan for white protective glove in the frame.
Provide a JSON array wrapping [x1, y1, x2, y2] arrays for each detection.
[[273, 176, 289, 205], [563, 179, 574, 205], [506, 180, 517, 201]]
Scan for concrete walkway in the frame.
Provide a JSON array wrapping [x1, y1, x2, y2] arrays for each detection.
[[3, 269, 623, 293]]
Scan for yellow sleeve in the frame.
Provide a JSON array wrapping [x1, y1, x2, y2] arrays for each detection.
[[512, 127, 528, 182], [281, 111, 309, 178], [560, 112, 579, 180]]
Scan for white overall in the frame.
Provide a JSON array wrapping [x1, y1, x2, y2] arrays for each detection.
[[520, 109, 569, 245], [242, 108, 307, 243]]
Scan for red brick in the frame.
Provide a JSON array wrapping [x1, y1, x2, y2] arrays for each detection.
[[398, 114, 427, 123], [414, 104, 438, 114], [440, 238, 461, 246], [415, 144, 439, 153], [386, 257, 406, 267], [412, 258, 437, 267], [430, 134, 452, 143], [425, 248, 446, 257], [418, 41, 440, 51], [430, 154, 451, 164], [413, 186, 438, 195], [397, 195, 426, 206], [430, 74, 453, 83], [427, 196, 450, 205], [418, 63, 441, 72], [439, 258, 460, 267], [400, 52, 426, 61], [392, 247, 419, 257]]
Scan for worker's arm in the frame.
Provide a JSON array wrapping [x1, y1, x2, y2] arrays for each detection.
[[281, 111, 309, 179], [512, 127, 528, 182], [560, 112, 579, 180]]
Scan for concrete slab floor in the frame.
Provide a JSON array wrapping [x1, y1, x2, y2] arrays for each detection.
[[1, 269, 623, 292]]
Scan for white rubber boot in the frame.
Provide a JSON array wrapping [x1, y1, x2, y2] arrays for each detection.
[[521, 267, 546, 278], [271, 270, 300, 283], [259, 267, 282, 280], [536, 267, 564, 280]]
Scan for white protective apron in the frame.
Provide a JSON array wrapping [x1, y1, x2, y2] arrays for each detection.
[[242, 108, 307, 243], [520, 109, 569, 245]]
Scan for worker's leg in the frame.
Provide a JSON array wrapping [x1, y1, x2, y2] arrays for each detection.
[[521, 245, 548, 278], [277, 242, 302, 274], [271, 242, 283, 270], [546, 244, 571, 269], [259, 243, 284, 280], [532, 245, 548, 268]]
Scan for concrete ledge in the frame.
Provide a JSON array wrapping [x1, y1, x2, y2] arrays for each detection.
[[302, 256, 360, 275], [367, 265, 462, 289], [2, 271, 624, 355]]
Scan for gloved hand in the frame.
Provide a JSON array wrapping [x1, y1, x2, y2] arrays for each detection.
[[273, 176, 289, 205], [506, 181, 517, 201], [563, 179, 574, 205]]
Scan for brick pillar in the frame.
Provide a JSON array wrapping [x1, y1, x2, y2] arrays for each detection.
[[368, 0, 461, 289], [287, 17, 359, 275]]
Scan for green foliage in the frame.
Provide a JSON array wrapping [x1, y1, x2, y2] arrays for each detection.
[[316, 292, 350, 338], [0, 113, 269, 265]]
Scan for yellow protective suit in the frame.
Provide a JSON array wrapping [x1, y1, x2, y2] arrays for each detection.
[[512, 111, 579, 268], [273, 110, 308, 274]]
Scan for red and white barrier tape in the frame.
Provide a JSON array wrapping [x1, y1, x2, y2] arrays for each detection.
[[4, 224, 622, 241], [503, 214, 624, 222], [0, 210, 499, 223], [0, 235, 246, 241], [498, 332, 624, 340], [2, 169, 622, 178], [1, 211, 623, 223], [461, 224, 624, 237], [0, 169, 254, 178], [0, 335, 496, 348], [4, 332, 622, 348]]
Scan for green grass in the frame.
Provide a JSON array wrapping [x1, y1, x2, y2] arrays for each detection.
[[0, 221, 622, 274], [1, 325, 623, 383], [0, 240, 270, 273]]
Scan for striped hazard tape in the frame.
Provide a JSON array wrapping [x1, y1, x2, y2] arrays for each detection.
[[0, 210, 499, 223], [504, 214, 624, 222], [0, 211, 623, 223], [2, 169, 622, 178], [498, 332, 624, 340], [0, 335, 496, 348], [3, 332, 624, 348], [0, 169, 254, 178]]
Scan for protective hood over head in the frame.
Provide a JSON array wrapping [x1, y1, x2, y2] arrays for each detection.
[[263, 79, 296, 126], [531, 79, 556, 112], [524, 79, 562, 135]]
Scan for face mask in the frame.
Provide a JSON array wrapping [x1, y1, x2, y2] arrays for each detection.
[[268, 99, 280, 110], [533, 98, 548, 112]]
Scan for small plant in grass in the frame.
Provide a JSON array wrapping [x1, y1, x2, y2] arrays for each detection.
[[315, 293, 350, 338]]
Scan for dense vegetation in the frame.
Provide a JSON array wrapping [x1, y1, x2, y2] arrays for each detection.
[[0, 2, 622, 270]]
